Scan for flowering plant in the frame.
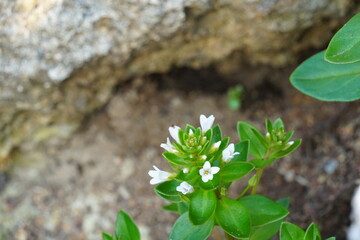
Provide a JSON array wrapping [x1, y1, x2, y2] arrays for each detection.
[[103, 115, 335, 240]]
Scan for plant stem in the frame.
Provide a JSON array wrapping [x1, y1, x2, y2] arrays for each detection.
[[251, 168, 263, 195], [237, 185, 251, 200]]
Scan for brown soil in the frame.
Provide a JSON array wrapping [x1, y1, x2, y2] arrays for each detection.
[[0, 68, 359, 240]]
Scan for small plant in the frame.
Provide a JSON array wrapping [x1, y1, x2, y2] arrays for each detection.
[[290, 13, 360, 102], [103, 115, 335, 240], [227, 85, 243, 110]]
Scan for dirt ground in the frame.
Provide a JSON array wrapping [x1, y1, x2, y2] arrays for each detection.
[[0, 68, 359, 240]]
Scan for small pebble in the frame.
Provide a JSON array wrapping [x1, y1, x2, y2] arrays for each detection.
[[324, 160, 338, 174]]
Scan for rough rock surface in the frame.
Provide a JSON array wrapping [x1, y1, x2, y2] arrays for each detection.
[[0, 0, 357, 166]]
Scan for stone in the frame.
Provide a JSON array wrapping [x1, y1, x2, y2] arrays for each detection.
[[0, 0, 357, 167]]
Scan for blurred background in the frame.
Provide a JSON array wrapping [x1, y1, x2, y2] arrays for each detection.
[[0, 0, 359, 239]]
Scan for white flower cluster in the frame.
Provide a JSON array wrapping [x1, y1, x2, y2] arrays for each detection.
[[148, 114, 240, 195]]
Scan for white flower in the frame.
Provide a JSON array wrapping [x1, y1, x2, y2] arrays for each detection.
[[183, 168, 189, 174], [160, 138, 178, 153], [200, 114, 215, 132], [176, 182, 194, 194], [148, 165, 172, 185], [222, 143, 240, 162], [169, 125, 181, 143], [201, 155, 207, 160], [199, 161, 220, 183], [288, 141, 294, 146], [210, 141, 221, 152]]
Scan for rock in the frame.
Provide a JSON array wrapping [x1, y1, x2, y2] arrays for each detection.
[[0, 0, 356, 167]]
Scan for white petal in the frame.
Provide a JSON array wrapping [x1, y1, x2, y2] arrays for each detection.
[[202, 175, 209, 182], [213, 141, 221, 149], [169, 126, 181, 143], [211, 166, 220, 174], [200, 114, 215, 132], [183, 168, 189, 174], [203, 161, 211, 169], [148, 170, 157, 178], [199, 168, 205, 176], [228, 143, 235, 153]]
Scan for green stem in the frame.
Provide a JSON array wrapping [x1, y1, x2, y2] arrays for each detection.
[[251, 168, 263, 195], [237, 185, 251, 200]]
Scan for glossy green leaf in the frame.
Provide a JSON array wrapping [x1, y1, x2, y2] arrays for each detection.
[[238, 122, 267, 158], [178, 202, 189, 214], [270, 139, 302, 160], [189, 189, 217, 225], [280, 222, 305, 240], [216, 196, 251, 239], [115, 210, 140, 240], [304, 223, 321, 240], [102, 232, 113, 240], [325, 13, 360, 64], [169, 212, 214, 240], [220, 162, 254, 182], [232, 140, 249, 162], [155, 180, 182, 203], [199, 173, 220, 190], [239, 195, 289, 227], [211, 125, 222, 143], [163, 203, 179, 213], [290, 51, 360, 101], [326, 237, 336, 240], [249, 198, 290, 240], [163, 152, 192, 167], [266, 119, 273, 134]]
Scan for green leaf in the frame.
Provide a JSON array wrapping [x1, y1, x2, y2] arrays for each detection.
[[211, 125, 222, 143], [248, 197, 291, 240], [280, 222, 305, 240], [163, 203, 179, 213], [326, 237, 336, 240], [304, 223, 321, 240], [277, 197, 290, 209], [325, 13, 360, 64], [266, 119, 273, 134], [220, 162, 254, 182], [155, 180, 182, 203], [237, 122, 267, 158], [115, 210, 140, 240], [163, 152, 192, 167], [273, 118, 284, 130], [169, 212, 214, 240], [239, 195, 289, 227], [271, 139, 302, 160], [232, 140, 249, 162], [178, 202, 189, 214], [290, 51, 360, 101], [189, 189, 217, 225], [199, 172, 220, 190], [216, 196, 251, 239], [102, 232, 113, 240]]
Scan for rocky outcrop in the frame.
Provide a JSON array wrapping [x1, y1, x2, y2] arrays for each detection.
[[0, 0, 357, 168]]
